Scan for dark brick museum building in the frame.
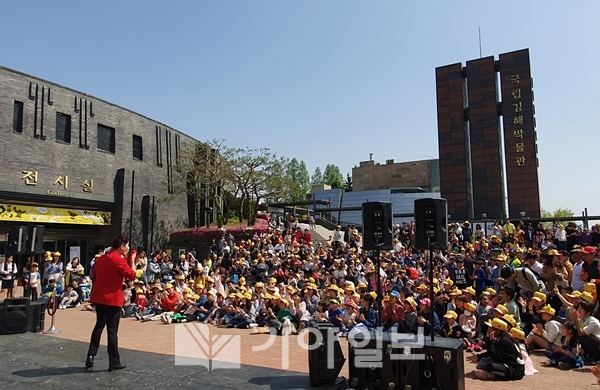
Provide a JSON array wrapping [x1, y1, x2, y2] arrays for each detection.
[[0, 66, 200, 268]]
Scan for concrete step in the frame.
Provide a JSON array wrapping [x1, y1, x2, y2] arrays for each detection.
[[309, 224, 333, 245]]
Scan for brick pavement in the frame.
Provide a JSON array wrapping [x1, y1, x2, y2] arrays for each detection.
[[43, 307, 599, 389]]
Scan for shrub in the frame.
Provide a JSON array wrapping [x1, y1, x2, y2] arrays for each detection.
[[169, 216, 270, 244]]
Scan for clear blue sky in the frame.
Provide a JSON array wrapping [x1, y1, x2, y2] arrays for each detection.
[[2, 1, 599, 215]]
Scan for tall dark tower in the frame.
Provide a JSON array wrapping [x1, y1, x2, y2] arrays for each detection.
[[436, 64, 473, 222], [498, 49, 541, 219], [465, 56, 506, 220], [436, 49, 540, 222]]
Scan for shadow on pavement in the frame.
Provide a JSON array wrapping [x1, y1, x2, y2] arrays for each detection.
[[12, 366, 89, 378]]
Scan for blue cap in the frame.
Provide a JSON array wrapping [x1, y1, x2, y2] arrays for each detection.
[[390, 290, 400, 299]]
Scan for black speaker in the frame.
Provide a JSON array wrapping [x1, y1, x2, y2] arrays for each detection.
[[28, 300, 46, 332], [308, 323, 345, 386], [25, 225, 45, 254], [7, 226, 28, 254], [402, 338, 465, 390], [348, 332, 402, 390], [414, 198, 448, 250], [0, 298, 30, 334], [362, 202, 393, 251]]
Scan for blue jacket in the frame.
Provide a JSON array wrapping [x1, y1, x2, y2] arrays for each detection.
[[359, 307, 378, 329]]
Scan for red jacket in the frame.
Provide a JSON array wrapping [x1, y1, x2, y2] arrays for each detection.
[[90, 250, 136, 307], [303, 233, 312, 244], [160, 291, 180, 312], [134, 296, 148, 310]]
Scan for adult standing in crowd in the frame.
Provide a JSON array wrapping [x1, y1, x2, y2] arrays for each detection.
[[65, 256, 85, 286], [85, 234, 136, 371], [0, 255, 18, 298], [44, 252, 63, 285]]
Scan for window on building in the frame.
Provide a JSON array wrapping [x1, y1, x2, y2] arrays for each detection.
[[132, 134, 143, 160], [13, 101, 23, 133], [55, 112, 72, 143], [155, 126, 163, 167], [97, 124, 115, 153]]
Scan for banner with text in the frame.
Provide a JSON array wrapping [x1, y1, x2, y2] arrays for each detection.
[[0, 204, 111, 226]]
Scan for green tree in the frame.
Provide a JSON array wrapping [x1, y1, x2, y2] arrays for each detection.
[[311, 167, 324, 186], [343, 173, 353, 192], [541, 207, 575, 228], [542, 207, 575, 219], [323, 164, 344, 189], [284, 158, 311, 201], [298, 161, 311, 193]]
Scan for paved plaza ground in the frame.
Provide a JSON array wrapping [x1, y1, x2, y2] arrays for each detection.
[[0, 306, 599, 389]]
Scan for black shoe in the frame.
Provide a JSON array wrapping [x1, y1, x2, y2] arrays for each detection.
[[85, 355, 94, 368], [108, 364, 126, 371]]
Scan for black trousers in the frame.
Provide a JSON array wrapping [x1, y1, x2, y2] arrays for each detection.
[[87, 304, 122, 367], [580, 336, 600, 360], [480, 361, 524, 381]]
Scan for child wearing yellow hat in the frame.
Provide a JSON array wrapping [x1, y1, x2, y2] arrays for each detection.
[[438, 310, 461, 339], [509, 327, 539, 375], [476, 293, 495, 337], [525, 304, 561, 352], [471, 318, 525, 381], [460, 303, 478, 350]]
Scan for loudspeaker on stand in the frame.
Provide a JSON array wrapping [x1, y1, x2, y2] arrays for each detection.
[[25, 225, 45, 254], [362, 202, 393, 251], [414, 198, 448, 250], [7, 226, 28, 254]]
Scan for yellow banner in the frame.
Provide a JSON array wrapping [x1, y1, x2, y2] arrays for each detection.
[[0, 204, 111, 226]]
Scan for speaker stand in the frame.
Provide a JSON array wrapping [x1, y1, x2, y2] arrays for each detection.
[[43, 324, 61, 334], [43, 291, 61, 334]]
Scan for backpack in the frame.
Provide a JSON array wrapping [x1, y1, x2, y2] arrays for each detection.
[[519, 268, 545, 290]]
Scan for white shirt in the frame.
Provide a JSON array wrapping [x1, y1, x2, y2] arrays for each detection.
[[581, 315, 600, 339], [455, 226, 463, 240], [542, 320, 562, 345], [0, 262, 17, 280], [333, 230, 344, 243], [571, 263, 585, 291], [529, 260, 544, 275]]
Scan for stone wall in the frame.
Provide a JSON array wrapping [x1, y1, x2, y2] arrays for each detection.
[[352, 159, 432, 192]]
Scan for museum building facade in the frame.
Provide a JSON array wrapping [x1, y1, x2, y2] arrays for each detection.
[[0, 66, 198, 268]]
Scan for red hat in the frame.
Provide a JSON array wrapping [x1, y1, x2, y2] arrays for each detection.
[[583, 246, 597, 255], [346, 300, 358, 310]]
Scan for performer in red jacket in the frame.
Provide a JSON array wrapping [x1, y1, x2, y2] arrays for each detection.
[[86, 234, 136, 371]]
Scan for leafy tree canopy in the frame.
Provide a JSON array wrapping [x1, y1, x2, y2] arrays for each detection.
[[323, 164, 344, 189]]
